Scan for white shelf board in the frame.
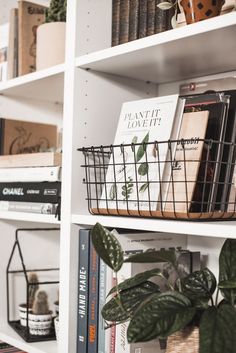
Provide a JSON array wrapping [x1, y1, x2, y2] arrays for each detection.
[[72, 214, 236, 238], [76, 13, 236, 84], [0, 64, 65, 103], [0, 211, 60, 224], [0, 324, 57, 353]]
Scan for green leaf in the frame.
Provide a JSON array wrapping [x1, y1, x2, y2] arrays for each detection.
[[136, 133, 149, 162], [157, 1, 174, 10], [199, 304, 236, 353], [109, 184, 117, 200], [139, 182, 149, 193], [219, 239, 236, 302], [131, 136, 138, 152], [91, 223, 123, 272], [182, 268, 216, 301], [125, 250, 177, 268], [102, 281, 160, 322], [138, 162, 149, 176], [218, 280, 236, 289], [108, 268, 162, 296], [127, 291, 195, 343]]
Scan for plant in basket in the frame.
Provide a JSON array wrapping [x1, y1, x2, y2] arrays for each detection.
[[28, 290, 53, 336], [91, 223, 236, 353], [19, 272, 39, 327]]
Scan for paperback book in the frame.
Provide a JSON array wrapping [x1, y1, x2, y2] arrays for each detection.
[[0, 166, 61, 182], [99, 95, 185, 212], [0, 200, 57, 214]]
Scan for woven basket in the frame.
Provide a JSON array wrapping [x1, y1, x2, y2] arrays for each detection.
[[166, 327, 199, 353]]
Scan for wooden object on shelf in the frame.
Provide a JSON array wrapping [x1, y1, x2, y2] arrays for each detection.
[[0, 118, 57, 155], [0, 152, 62, 168], [18, 0, 46, 76], [166, 327, 199, 353]]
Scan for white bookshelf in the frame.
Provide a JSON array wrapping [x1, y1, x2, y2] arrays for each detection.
[[0, 1, 235, 353]]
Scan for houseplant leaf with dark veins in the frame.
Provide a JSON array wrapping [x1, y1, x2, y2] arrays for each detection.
[[200, 304, 236, 353], [91, 223, 123, 272], [102, 281, 160, 322], [219, 239, 236, 303], [127, 291, 195, 343]]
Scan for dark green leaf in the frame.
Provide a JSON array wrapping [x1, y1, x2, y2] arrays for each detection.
[[136, 133, 149, 162], [182, 268, 216, 301], [131, 136, 138, 152], [218, 280, 236, 289], [139, 182, 149, 193], [108, 268, 162, 296], [219, 239, 236, 302], [102, 281, 160, 322], [127, 291, 195, 343], [91, 223, 123, 272], [125, 250, 177, 268], [138, 162, 149, 176], [199, 304, 236, 353]]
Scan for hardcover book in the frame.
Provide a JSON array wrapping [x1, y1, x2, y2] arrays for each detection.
[[8, 8, 18, 79], [77, 229, 90, 353], [155, 0, 167, 33], [0, 181, 60, 203], [129, 0, 139, 41], [0, 118, 57, 155], [0, 166, 61, 182], [119, 0, 130, 44], [139, 0, 148, 38], [0, 152, 62, 168], [99, 95, 185, 212], [147, 0, 156, 36], [112, 0, 121, 46], [0, 201, 57, 214], [164, 110, 209, 213], [18, 1, 46, 76], [0, 23, 9, 82]]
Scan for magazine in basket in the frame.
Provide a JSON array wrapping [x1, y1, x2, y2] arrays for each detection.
[[99, 95, 185, 212]]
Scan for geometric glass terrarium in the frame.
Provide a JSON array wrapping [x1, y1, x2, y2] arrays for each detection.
[[6, 228, 60, 342]]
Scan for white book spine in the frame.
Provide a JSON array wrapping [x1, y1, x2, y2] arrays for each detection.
[[0, 201, 57, 214], [0, 166, 61, 182]]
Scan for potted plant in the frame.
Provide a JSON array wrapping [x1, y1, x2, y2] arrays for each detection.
[[36, 0, 67, 70], [19, 272, 39, 327], [91, 223, 236, 353], [28, 290, 53, 336], [158, 0, 225, 25]]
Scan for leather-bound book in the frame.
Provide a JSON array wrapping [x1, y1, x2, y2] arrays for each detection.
[[147, 0, 155, 36], [119, 0, 130, 44], [112, 0, 120, 46], [139, 0, 148, 38], [155, 0, 167, 33], [129, 0, 139, 41]]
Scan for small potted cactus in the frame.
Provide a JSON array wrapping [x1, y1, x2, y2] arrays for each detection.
[[19, 272, 39, 326], [29, 290, 53, 336], [36, 0, 67, 70]]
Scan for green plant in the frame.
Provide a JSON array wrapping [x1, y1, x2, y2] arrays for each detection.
[[91, 223, 236, 353], [46, 0, 67, 23], [32, 290, 50, 315], [28, 272, 39, 308]]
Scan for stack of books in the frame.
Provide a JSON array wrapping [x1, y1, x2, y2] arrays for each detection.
[[0, 151, 61, 216], [76, 229, 200, 353], [112, 0, 175, 46]]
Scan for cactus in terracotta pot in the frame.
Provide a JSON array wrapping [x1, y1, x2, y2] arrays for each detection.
[[46, 0, 67, 22]]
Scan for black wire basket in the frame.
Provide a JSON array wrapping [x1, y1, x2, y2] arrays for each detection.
[[78, 139, 236, 221]]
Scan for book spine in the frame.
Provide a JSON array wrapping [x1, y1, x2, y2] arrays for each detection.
[[112, 0, 121, 46], [0, 152, 62, 168], [98, 259, 106, 353], [0, 166, 61, 182], [139, 0, 148, 38], [0, 182, 60, 203], [147, 0, 156, 36], [119, 0, 130, 44], [0, 201, 57, 214], [165, 1, 175, 30], [88, 238, 100, 353], [77, 229, 90, 353], [155, 0, 167, 33], [129, 0, 139, 41]]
